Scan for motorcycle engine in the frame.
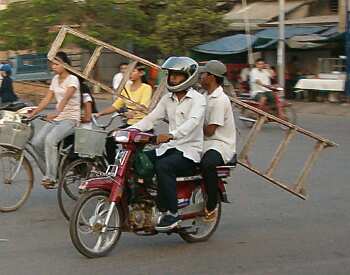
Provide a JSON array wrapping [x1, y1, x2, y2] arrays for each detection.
[[128, 202, 158, 231]]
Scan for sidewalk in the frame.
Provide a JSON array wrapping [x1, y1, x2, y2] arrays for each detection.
[[291, 101, 350, 117]]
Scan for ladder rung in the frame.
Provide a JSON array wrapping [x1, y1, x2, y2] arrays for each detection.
[[293, 141, 326, 193], [265, 128, 296, 177], [114, 61, 138, 100], [239, 115, 266, 161], [83, 46, 104, 77]]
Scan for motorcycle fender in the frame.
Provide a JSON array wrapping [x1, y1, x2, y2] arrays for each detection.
[[218, 180, 230, 203], [84, 177, 114, 192], [109, 177, 125, 203]]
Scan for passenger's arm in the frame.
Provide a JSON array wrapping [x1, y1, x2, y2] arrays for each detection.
[[82, 101, 93, 123]]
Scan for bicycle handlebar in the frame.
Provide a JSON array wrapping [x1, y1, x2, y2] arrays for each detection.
[[92, 112, 121, 130]]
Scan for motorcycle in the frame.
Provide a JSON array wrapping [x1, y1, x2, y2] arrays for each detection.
[[69, 128, 235, 258], [237, 85, 297, 128]]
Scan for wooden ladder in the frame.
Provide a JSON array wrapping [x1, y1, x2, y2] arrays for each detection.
[[47, 26, 166, 113], [231, 97, 337, 200]]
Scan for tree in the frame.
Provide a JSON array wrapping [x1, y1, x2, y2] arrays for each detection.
[[152, 0, 228, 55], [0, 0, 229, 56]]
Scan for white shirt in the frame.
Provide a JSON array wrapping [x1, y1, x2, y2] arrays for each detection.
[[49, 74, 81, 122], [204, 86, 236, 163], [249, 68, 272, 97], [132, 88, 206, 163], [112, 72, 132, 90], [80, 93, 93, 129]]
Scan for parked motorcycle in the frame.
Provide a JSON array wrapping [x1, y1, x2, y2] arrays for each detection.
[[69, 128, 235, 258], [237, 85, 297, 128]]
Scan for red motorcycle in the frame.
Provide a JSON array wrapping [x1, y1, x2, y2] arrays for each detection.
[[238, 85, 297, 128], [69, 128, 235, 258]]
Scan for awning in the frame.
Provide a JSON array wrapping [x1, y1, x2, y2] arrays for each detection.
[[262, 15, 339, 27], [285, 26, 343, 49], [192, 25, 340, 55], [192, 34, 257, 55], [224, 0, 312, 30], [254, 26, 330, 49]]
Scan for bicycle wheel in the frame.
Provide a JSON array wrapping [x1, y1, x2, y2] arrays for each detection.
[[57, 158, 105, 220], [0, 151, 33, 212]]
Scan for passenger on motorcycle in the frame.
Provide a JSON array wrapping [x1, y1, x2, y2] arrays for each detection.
[[249, 58, 275, 112], [199, 60, 236, 221], [29, 52, 81, 189], [131, 57, 206, 231]]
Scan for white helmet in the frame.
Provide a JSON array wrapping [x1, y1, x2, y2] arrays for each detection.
[[161, 57, 199, 93]]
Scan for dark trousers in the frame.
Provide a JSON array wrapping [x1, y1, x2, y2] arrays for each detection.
[[200, 150, 224, 212], [145, 149, 196, 214]]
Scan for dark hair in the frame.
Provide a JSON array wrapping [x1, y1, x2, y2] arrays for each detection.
[[255, 58, 265, 63], [75, 75, 98, 113], [119, 62, 128, 69], [135, 62, 148, 84], [55, 51, 72, 66]]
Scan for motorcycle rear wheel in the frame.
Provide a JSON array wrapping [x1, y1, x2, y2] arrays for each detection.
[[179, 190, 221, 243], [69, 190, 122, 258]]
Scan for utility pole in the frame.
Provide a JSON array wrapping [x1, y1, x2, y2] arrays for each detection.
[[345, 0, 350, 98], [277, 0, 285, 88]]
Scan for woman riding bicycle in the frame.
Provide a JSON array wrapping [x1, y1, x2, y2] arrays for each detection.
[[29, 51, 81, 189]]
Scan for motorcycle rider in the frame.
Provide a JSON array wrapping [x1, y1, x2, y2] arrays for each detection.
[[131, 56, 206, 231], [199, 60, 236, 221], [249, 58, 274, 112]]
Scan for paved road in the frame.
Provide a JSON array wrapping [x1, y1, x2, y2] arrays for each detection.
[[0, 106, 349, 275]]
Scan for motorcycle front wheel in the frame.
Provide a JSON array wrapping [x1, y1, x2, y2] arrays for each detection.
[[69, 190, 122, 258], [179, 190, 221, 243]]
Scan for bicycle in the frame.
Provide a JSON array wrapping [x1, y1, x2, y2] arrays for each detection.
[[0, 107, 77, 212], [56, 112, 122, 220]]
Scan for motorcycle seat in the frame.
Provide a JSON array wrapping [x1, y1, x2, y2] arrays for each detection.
[[176, 154, 236, 182]]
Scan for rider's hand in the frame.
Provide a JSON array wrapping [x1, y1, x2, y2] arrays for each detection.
[[125, 111, 136, 119], [46, 112, 58, 121], [26, 108, 38, 118], [156, 134, 173, 145]]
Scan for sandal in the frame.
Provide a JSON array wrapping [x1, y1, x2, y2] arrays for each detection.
[[41, 179, 57, 190], [203, 208, 217, 223]]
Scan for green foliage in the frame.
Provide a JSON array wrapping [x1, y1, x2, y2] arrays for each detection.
[[0, 0, 228, 56], [152, 0, 228, 55]]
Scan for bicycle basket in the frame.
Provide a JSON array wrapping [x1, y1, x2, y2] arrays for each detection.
[[0, 121, 32, 149], [74, 127, 107, 157]]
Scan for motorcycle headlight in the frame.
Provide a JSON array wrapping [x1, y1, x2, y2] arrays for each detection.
[[113, 130, 130, 143]]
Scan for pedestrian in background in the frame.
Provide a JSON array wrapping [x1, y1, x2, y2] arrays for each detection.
[[0, 64, 18, 105]]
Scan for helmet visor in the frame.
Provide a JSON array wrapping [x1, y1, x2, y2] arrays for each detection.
[[161, 57, 196, 74]]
